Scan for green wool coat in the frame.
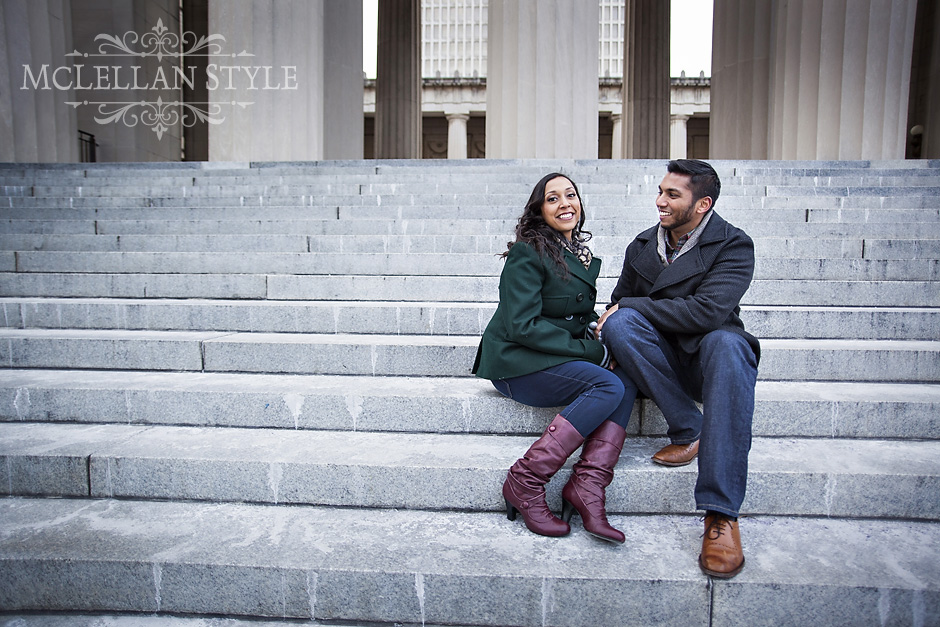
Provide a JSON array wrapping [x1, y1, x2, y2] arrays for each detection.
[[472, 241, 607, 380]]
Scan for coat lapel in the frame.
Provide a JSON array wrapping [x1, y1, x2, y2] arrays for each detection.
[[563, 250, 601, 286], [629, 226, 664, 285], [636, 213, 730, 294]]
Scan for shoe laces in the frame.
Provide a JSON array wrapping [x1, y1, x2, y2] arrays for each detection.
[[702, 514, 730, 540]]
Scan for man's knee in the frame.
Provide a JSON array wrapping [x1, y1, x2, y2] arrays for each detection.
[[700, 330, 757, 370], [603, 308, 653, 340]]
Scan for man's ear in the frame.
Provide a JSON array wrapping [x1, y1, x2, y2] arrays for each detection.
[[695, 196, 713, 214]]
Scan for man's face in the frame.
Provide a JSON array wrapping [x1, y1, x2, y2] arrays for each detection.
[[656, 172, 707, 240]]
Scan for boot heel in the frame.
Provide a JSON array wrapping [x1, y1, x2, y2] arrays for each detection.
[[561, 499, 576, 523], [505, 498, 518, 521]]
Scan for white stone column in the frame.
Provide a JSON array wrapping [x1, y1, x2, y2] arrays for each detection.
[[828, 0, 917, 159], [670, 114, 689, 159], [710, 0, 772, 159], [209, 0, 363, 161], [375, 0, 421, 159], [70, 0, 182, 162], [621, 0, 670, 158], [713, 0, 917, 160], [486, 0, 599, 158], [0, 0, 78, 162], [445, 112, 469, 159], [323, 0, 364, 159], [610, 113, 622, 159], [924, 0, 940, 158]]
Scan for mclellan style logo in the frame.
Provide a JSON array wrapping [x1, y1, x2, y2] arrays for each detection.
[[21, 18, 298, 140]]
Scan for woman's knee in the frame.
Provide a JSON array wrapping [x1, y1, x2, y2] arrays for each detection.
[[591, 369, 627, 410]]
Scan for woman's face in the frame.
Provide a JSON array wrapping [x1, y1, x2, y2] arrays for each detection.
[[540, 176, 581, 241]]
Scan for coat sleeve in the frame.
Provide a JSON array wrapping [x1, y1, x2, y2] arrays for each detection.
[[608, 243, 638, 305], [500, 243, 607, 364], [617, 232, 755, 335]]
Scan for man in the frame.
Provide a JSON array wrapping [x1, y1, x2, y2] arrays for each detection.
[[596, 159, 760, 578]]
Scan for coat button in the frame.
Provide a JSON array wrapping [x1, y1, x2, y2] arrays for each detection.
[[579, 316, 586, 324], [565, 315, 573, 321], [576, 293, 584, 302], [548, 425, 556, 432]]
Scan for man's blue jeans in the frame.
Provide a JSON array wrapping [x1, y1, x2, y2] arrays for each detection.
[[492, 360, 638, 437], [602, 308, 758, 518]]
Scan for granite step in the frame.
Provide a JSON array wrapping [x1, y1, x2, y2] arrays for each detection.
[[0, 616, 319, 627], [5, 196, 939, 220], [9, 251, 940, 281], [16, 185, 934, 207], [5, 217, 940, 239], [2, 166, 936, 186], [4, 166, 936, 186], [0, 370, 937, 440], [1, 497, 936, 625], [0, 273, 935, 306], [2, 298, 938, 340], [1, 422, 938, 519], [1, 233, 938, 260], [1, 329, 937, 382]]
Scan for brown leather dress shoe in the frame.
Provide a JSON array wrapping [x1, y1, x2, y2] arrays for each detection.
[[651, 440, 699, 466], [699, 512, 745, 578]]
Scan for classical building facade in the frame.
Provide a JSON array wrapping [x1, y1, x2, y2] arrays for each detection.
[[2, 0, 938, 163], [364, 0, 711, 160]]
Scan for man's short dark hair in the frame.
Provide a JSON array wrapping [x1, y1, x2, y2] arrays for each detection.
[[667, 159, 721, 208]]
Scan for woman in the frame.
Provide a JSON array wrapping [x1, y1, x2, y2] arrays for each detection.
[[472, 172, 637, 543]]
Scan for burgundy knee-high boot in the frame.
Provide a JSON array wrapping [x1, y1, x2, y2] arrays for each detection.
[[503, 414, 584, 537], [561, 420, 627, 543]]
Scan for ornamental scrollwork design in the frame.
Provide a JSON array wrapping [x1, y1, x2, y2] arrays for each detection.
[[65, 98, 253, 140]]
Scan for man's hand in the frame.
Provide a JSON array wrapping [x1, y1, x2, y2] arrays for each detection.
[[596, 303, 619, 337]]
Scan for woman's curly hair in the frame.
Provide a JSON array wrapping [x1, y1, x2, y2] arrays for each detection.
[[501, 172, 592, 278]]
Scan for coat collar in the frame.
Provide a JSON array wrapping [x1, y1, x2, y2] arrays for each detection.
[[631, 212, 729, 291]]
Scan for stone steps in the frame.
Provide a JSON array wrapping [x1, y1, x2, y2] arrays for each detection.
[[1, 233, 938, 259], [3, 298, 938, 339], [8, 181, 940, 199], [1, 328, 938, 382], [6, 251, 939, 280], [4, 217, 940, 238], [1, 159, 938, 626], [1, 273, 935, 306], [2, 497, 936, 625], [0, 616, 306, 627], [3, 192, 939, 212], [2, 370, 937, 439], [2, 421, 938, 519]]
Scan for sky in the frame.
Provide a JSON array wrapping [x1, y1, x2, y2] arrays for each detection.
[[362, 0, 713, 79]]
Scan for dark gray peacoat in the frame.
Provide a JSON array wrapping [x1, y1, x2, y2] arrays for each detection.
[[609, 211, 761, 362]]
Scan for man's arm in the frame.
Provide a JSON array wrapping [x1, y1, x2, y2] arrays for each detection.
[[595, 244, 637, 335]]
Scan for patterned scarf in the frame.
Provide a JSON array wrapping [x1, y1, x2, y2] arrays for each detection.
[[555, 233, 593, 269]]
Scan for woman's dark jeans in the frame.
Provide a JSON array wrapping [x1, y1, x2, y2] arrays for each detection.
[[492, 360, 638, 437]]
